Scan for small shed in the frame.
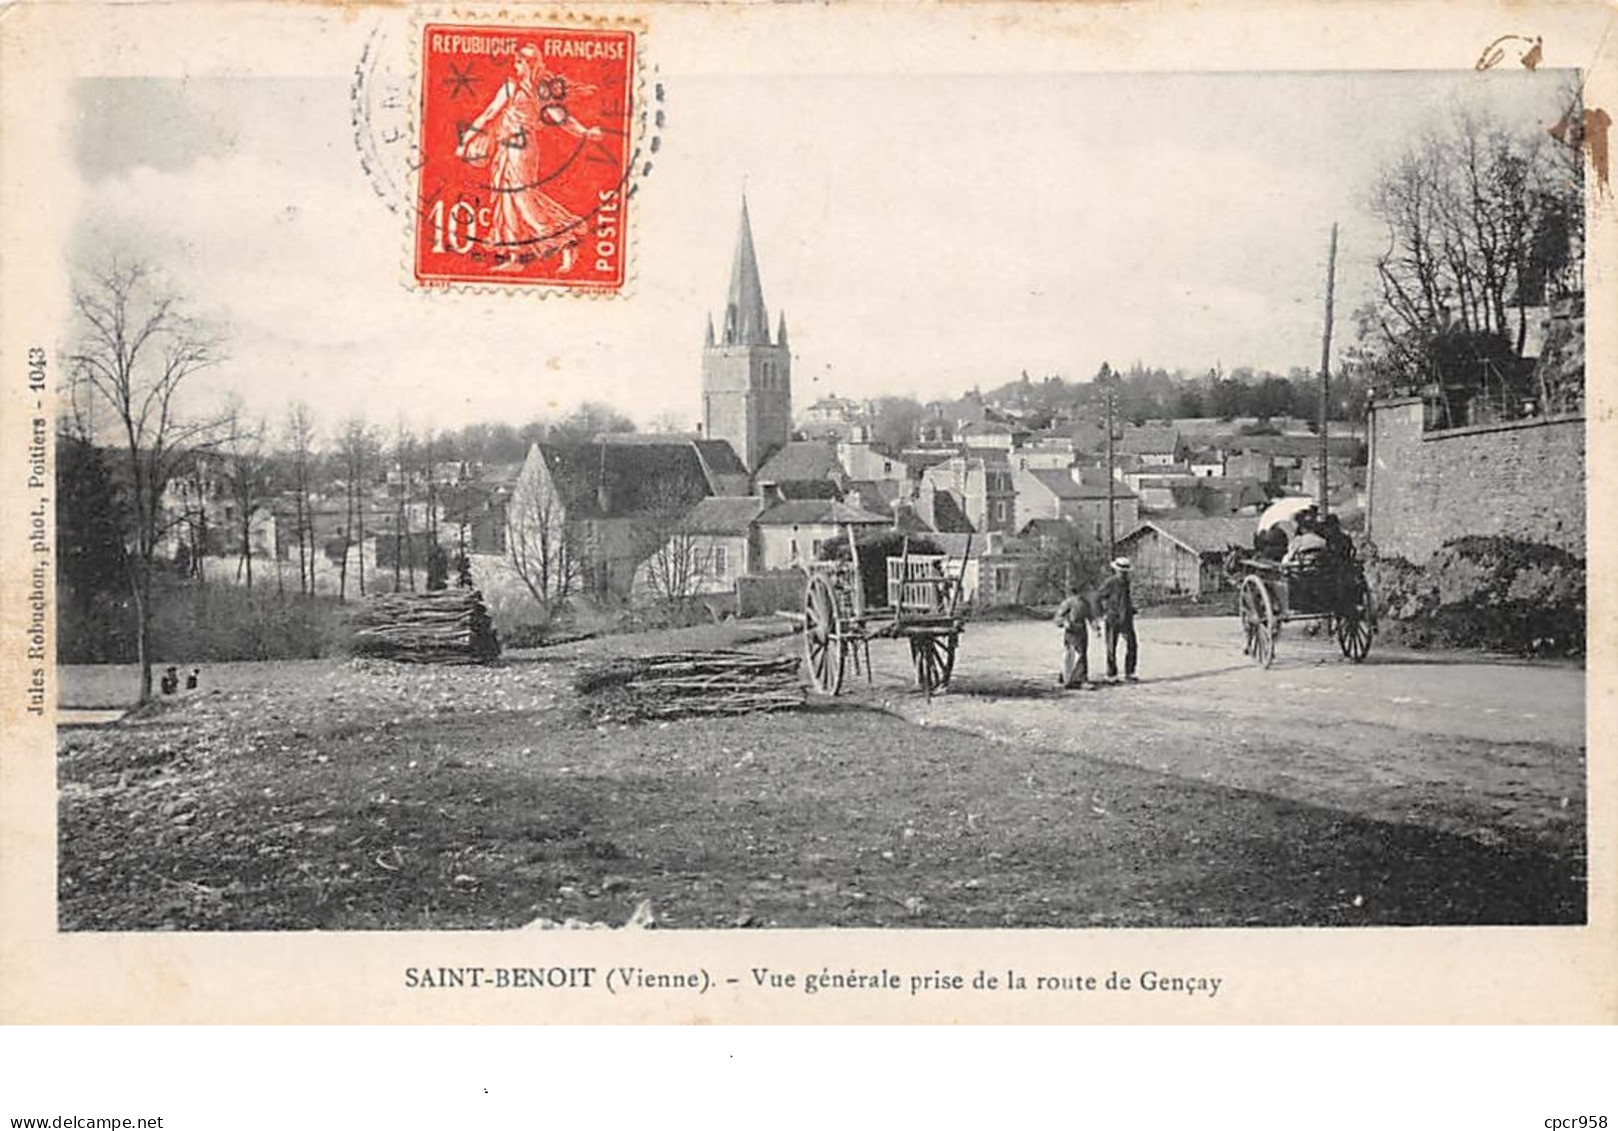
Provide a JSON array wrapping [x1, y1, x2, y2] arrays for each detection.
[[1116, 516, 1256, 598]]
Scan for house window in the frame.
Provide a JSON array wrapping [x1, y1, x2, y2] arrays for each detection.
[[789, 538, 799, 559], [1093, 521, 1102, 539], [810, 539, 824, 558], [711, 545, 729, 579]]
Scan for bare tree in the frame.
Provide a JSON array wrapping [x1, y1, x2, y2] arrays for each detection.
[[334, 418, 379, 601], [284, 402, 317, 595], [219, 403, 273, 589], [1364, 103, 1580, 390], [506, 444, 582, 614], [636, 485, 713, 604], [67, 258, 225, 703], [390, 420, 417, 591]]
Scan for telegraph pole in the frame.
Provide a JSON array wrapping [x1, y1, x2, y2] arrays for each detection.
[[1104, 392, 1116, 555], [1317, 222, 1338, 514], [1100, 364, 1117, 556]]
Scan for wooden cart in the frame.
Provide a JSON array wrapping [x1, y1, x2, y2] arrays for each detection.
[[1229, 552, 1376, 668], [802, 533, 969, 698]]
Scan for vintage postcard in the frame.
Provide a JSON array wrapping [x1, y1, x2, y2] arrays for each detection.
[[0, 0, 1613, 1025]]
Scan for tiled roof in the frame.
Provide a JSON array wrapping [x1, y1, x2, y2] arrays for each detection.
[[757, 499, 890, 526], [776, 479, 843, 500], [1021, 468, 1139, 501], [1123, 516, 1257, 555], [682, 496, 766, 535], [537, 442, 712, 519], [756, 441, 845, 484], [1221, 434, 1360, 459], [1116, 426, 1181, 455], [1018, 518, 1107, 547], [691, 439, 748, 479]]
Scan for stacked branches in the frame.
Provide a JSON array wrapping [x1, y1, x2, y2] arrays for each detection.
[[575, 650, 804, 722], [349, 589, 501, 664]]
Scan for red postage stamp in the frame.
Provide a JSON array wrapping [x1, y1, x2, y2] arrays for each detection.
[[414, 22, 637, 292]]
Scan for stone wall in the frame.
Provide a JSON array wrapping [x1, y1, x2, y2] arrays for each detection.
[[1367, 397, 1584, 563]]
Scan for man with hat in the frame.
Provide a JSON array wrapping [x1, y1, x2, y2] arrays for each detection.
[[1096, 556, 1139, 683]]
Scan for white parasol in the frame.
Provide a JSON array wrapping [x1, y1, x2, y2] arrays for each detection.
[[1256, 496, 1317, 532]]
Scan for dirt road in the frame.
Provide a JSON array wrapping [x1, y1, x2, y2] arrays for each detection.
[[54, 616, 1587, 929], [868, 617, 1585, 859]]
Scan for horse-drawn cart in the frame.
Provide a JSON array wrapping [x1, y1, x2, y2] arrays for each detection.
[[1225, 496, 1376, 668], [802, 533, 969, 698], [1230, 555, 1376, 668]]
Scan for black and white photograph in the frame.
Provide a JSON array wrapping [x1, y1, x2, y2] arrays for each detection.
[[1, 0, 1613, 1027]]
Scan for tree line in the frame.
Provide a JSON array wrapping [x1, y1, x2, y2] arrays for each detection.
[[59, 257, 646, 700], [1347, 85, 1585, 420], [858, 363, 1372, 453]]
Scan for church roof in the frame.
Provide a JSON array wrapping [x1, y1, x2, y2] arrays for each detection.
[[720, 197, 772, 347], [692, 438, 747, 476]]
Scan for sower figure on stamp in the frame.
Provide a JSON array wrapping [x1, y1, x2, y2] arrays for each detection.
[[1053, 584, 1100, 690], [456, 43, 603, 272], [1097, 556, 1139, 683]]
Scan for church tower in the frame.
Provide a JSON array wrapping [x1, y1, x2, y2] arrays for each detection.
[[702, 197, 792, 473]]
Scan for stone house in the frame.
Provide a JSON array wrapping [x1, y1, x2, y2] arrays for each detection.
[[1012, 466, 1140, 543], [635, 495, 765, 598], [918, 455, 1017, 535], [754, 498, 890, 570]]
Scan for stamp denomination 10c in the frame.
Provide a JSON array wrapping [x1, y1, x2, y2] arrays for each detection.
[[414, 22, 636, 292]]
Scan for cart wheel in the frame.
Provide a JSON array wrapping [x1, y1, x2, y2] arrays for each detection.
[[803, 573, 846, 695], [910, 634, 950, 698], [1239, 575, 1277, 669], [1335, 588, 1375, 663]]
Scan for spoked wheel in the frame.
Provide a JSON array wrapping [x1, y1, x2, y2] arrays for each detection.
[[1335, 581, 1375, 663], [1238, 575, 1277, 669], [910, 633, 953, 698], [803, 573, 846, 695], [909, 630, 959, 697]]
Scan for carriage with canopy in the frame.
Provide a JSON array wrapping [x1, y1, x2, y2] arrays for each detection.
[[1226, 497, 1376, 668]]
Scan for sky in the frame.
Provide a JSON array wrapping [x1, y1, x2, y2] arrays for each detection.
[[69, 63, 1576, 438]]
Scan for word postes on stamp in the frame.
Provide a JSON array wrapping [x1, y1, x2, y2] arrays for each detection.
[[414, 23, 636, 292]]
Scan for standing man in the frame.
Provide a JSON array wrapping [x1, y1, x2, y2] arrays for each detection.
[[1097, 556, 1139, 683], [1053, 584, 1098, 690]]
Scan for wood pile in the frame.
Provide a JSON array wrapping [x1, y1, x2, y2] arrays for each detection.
[[349, 589, 501, 664], [574, 650, 804, 722]]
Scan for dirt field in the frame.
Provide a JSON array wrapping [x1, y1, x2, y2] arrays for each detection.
[[57, 616, 1585, 930]]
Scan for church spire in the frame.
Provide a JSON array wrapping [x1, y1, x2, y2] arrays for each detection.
[[776, 312, 788, 347], [722, 195, 771, 346]]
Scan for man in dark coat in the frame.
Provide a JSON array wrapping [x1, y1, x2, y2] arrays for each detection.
[[1096, 556, 1139, 682], [1053, 584, 1100, 690]]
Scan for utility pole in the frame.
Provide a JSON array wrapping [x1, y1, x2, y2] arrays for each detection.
[[1104, 378, 1116, 556], [1317, 222, 1338, 514]]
